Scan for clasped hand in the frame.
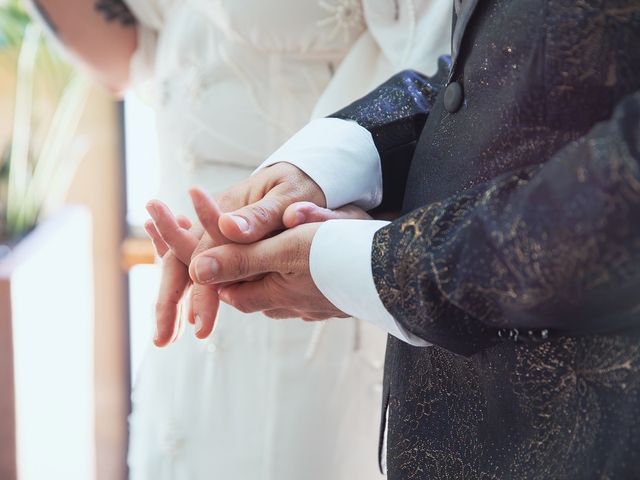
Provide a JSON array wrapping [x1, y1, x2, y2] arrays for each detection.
[[145, 163, 369, 347]]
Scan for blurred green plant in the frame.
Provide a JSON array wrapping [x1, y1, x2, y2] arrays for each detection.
[[0, 0, 91, 245], [0, 0, 30, 48]]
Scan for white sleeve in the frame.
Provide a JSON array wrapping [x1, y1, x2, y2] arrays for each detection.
[[255, 118, 383, 211], [309, 219, 432, 347]]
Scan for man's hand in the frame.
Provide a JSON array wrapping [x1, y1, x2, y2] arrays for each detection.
[[185, 194, 371, 321], [191, 223, 349, 321], [146, 162, 336, 345], [216, 162, 326, 243]]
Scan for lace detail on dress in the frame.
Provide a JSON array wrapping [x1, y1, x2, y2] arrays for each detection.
[[317, 0, 365, 42]]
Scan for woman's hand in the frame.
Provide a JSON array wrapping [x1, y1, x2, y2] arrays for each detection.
[[143, 206, 203, 346], [145, 190, 227, 346]]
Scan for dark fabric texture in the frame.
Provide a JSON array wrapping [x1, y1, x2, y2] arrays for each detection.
[[335, 0, 640, 477], [330, 57, 450, 213], [378, 90, 640, 478]]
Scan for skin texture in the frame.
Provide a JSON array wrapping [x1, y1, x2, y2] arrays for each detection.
[[191, 200, 347, 322], [30, 0, 138, 94], [147, 163, 371, 346], [201, 223, 345, 322], [147, 163, 326, 346]]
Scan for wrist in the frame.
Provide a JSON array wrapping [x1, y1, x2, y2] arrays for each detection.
[[255, 118, 382, 210], [263, 162, 328, 208]]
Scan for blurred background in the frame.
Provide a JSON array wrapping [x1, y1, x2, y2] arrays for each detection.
[[1, 1, 161, 478]]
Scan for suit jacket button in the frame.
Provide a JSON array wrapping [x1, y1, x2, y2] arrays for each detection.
[[444, 81, 463, 113]]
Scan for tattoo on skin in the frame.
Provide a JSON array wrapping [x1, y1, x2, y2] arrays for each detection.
[[94, 0, 137, 27], [32, 0, 59, 34]]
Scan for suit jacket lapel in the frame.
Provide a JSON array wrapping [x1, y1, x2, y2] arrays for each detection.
[[451, 0, 481, 63]]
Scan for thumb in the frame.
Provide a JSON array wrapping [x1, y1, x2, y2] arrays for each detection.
[[283, 202, 372, 228], [219, 187, 290, 243]]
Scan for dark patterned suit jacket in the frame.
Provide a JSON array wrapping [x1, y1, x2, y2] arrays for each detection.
[[331, 0, 640, 478]]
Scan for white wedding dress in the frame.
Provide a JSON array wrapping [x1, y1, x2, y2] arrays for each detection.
[[125, 1, 451, 479]]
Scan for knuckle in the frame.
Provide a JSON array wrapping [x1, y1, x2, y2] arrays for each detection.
[[262, 276, 283, 304], [265, 309, 288, 320], [249, 203, 275, 225], [238, 304, 254, 314], [219, 183, 251, 212], [194, 238, 215, 256], [159, 223, 177, 239], [216, 192, 235, 211], [190, 287, 205, 301], [283, 237, 307, 274], [232, 251, 251, 278], [285, 173, 323, 203], [222, 287, 254, 314], [197, 208, 214, 226], [234, 297, 254, 314]]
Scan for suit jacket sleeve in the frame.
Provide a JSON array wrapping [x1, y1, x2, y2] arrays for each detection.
[[371, 90, 640, 355], [329, 56, 451, 213]]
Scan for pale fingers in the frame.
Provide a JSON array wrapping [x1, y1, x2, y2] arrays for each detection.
[[145, 215, 194, 259], [169, 300, 186, 344], [191, 284, 220, 339], [154, 252, 191, 347], [176, 215, 193, 230], [145, 220, 169, 258], [146, 200, 199, 264], [183, 199, 229, 338], [189, 187, 228, 246]]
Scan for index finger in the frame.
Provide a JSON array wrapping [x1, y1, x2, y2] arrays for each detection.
[[147, 200, 199, 264], [190, 228, 304, 285], [189, 187, 229, 249]]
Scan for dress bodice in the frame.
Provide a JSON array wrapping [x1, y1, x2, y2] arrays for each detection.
[[130, 0, 367, 55], [125, 0, 368, 212], [191, 0, 368, 54]]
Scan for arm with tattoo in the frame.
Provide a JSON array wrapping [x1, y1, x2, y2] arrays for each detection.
[[94, 0, 137, 26], [27, 0, 139, 94]]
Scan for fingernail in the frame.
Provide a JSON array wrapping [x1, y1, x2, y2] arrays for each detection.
[[231, 215, 250, 233], [146, 203, 158, 218], [195, 257, 219, 283], [195, 315, 203, 335]]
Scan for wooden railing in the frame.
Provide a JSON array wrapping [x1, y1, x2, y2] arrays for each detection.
[[120, 237, 155, 271], [0, 207, 95, 480]]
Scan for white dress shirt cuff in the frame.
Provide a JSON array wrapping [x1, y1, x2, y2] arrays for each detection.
[[255, 118, 383, 210], [310, 219, 432, 347]]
